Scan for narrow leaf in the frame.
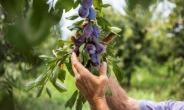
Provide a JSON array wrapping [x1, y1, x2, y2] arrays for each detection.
[[46, 87, 52, 98], [53, 81, 67, 92], [50, 67, 59, 83], [110, 27, 122, 34], [112, 64, 124, 84], [25, 81, 35, 91], [78, 92, 87, 104], [66, 14, 79, 20], [58, 69, 66, 82], [76, 99, 83, 110], [105, 86, 112, 97], [67, 26, 82, 31], [99, 4, 111, 8], [66, 60, 75, 77], [79, 43, 85, 53], [35, 86, 44, 98], [69, 90, 78, 109], [39, 55, 53, 60], [107, 65, 111, 78], [35, 73, 47, 86]]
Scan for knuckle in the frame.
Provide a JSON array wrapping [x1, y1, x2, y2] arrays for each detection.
[[100, 76, 108, 83]]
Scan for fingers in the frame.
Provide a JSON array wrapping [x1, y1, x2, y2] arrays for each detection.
[[71, 52, 89, 75], [99, 62, 107, 76], [71, 52, 80, 77]]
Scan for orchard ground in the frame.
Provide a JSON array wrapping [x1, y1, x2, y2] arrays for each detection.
[[14, 63, 178, 110]]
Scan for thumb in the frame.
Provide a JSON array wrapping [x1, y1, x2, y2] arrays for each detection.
[[99, 62, 107, 76]]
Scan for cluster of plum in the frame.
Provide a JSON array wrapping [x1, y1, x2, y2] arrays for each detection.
[[78, 0, 96, 20], [73, 0, 104, 66]]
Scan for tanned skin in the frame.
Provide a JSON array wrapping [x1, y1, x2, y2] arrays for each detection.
[[71, 52, 140, 110], [71, 21, 140, 110]]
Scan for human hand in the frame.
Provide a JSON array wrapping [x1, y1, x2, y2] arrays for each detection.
[[71, 52, 108, 105]]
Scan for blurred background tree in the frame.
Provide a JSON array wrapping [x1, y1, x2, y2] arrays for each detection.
[[0, 0, 184, 110]]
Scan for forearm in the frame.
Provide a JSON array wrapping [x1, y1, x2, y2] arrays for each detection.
[[106, 77, 140, 110], [89, 98, 109, 110]]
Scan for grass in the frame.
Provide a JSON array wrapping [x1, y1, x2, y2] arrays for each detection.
[[12, 64, 182, 110]]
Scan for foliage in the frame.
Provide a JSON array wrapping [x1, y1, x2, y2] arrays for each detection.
[[0, 0, 184, 110]]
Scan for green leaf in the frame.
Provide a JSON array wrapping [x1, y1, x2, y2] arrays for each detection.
[[50, 67, 59, 83], [67, 26, 82, 31], [108, 56, 122, 62], [58, 69, 66, 82], [110, 27, 122, 35], [78, 52, 83, 63], [35, 86, 44, 98], [73, 20, 84, 27], [89, 66, 99, 76], [78, 92, 87, 104], [65, 100, 70, 108], [25, 81, 35, 91], [82, 50, 90, 66], [69, 90, 78, 109], [56, 51, 68, 59], [79, 44, 86, 53], [105, 46, 115, 57], [94, 0, 103, 9], [47, 59, 57, 69], [112, 64, 124, 84], [99, 4, 111, 8], [66, 14, 79, 20], [73, 0, 81, 9], [52, 81, 67, 92], [105, 86, 112, 97], [58, 40, 65, 48], [35, 73, 48, 86], [96, 17, 111, 31], [66, 60, 75, 77], [59, 55, 69, 65], [46, 87, 52, 98], [107, 65, 111, 78], [55, 0, 74, 12], [39, 55, 53, 60], [76, 99, 83, 110]]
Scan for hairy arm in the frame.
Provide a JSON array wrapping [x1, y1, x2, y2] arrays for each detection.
[[106, 77, 140, 110]]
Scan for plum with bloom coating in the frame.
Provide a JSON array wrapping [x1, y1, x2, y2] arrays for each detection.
[[83, 24, 93, 38], [88, 7, 96, 20], [78, 6, 89, 18], [81, 0, 93, 8], [90, 53, 100, 66], [92, 25, 100, 38], [76, 35, 86, 46], [86, 44, 96, 55], [95, 42, 104, 54]]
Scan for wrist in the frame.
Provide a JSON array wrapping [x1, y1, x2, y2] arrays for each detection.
[[88, 97, 109, 110]]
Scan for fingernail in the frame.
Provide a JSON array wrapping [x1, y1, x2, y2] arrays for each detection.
[[101, 62, 106, 66]]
